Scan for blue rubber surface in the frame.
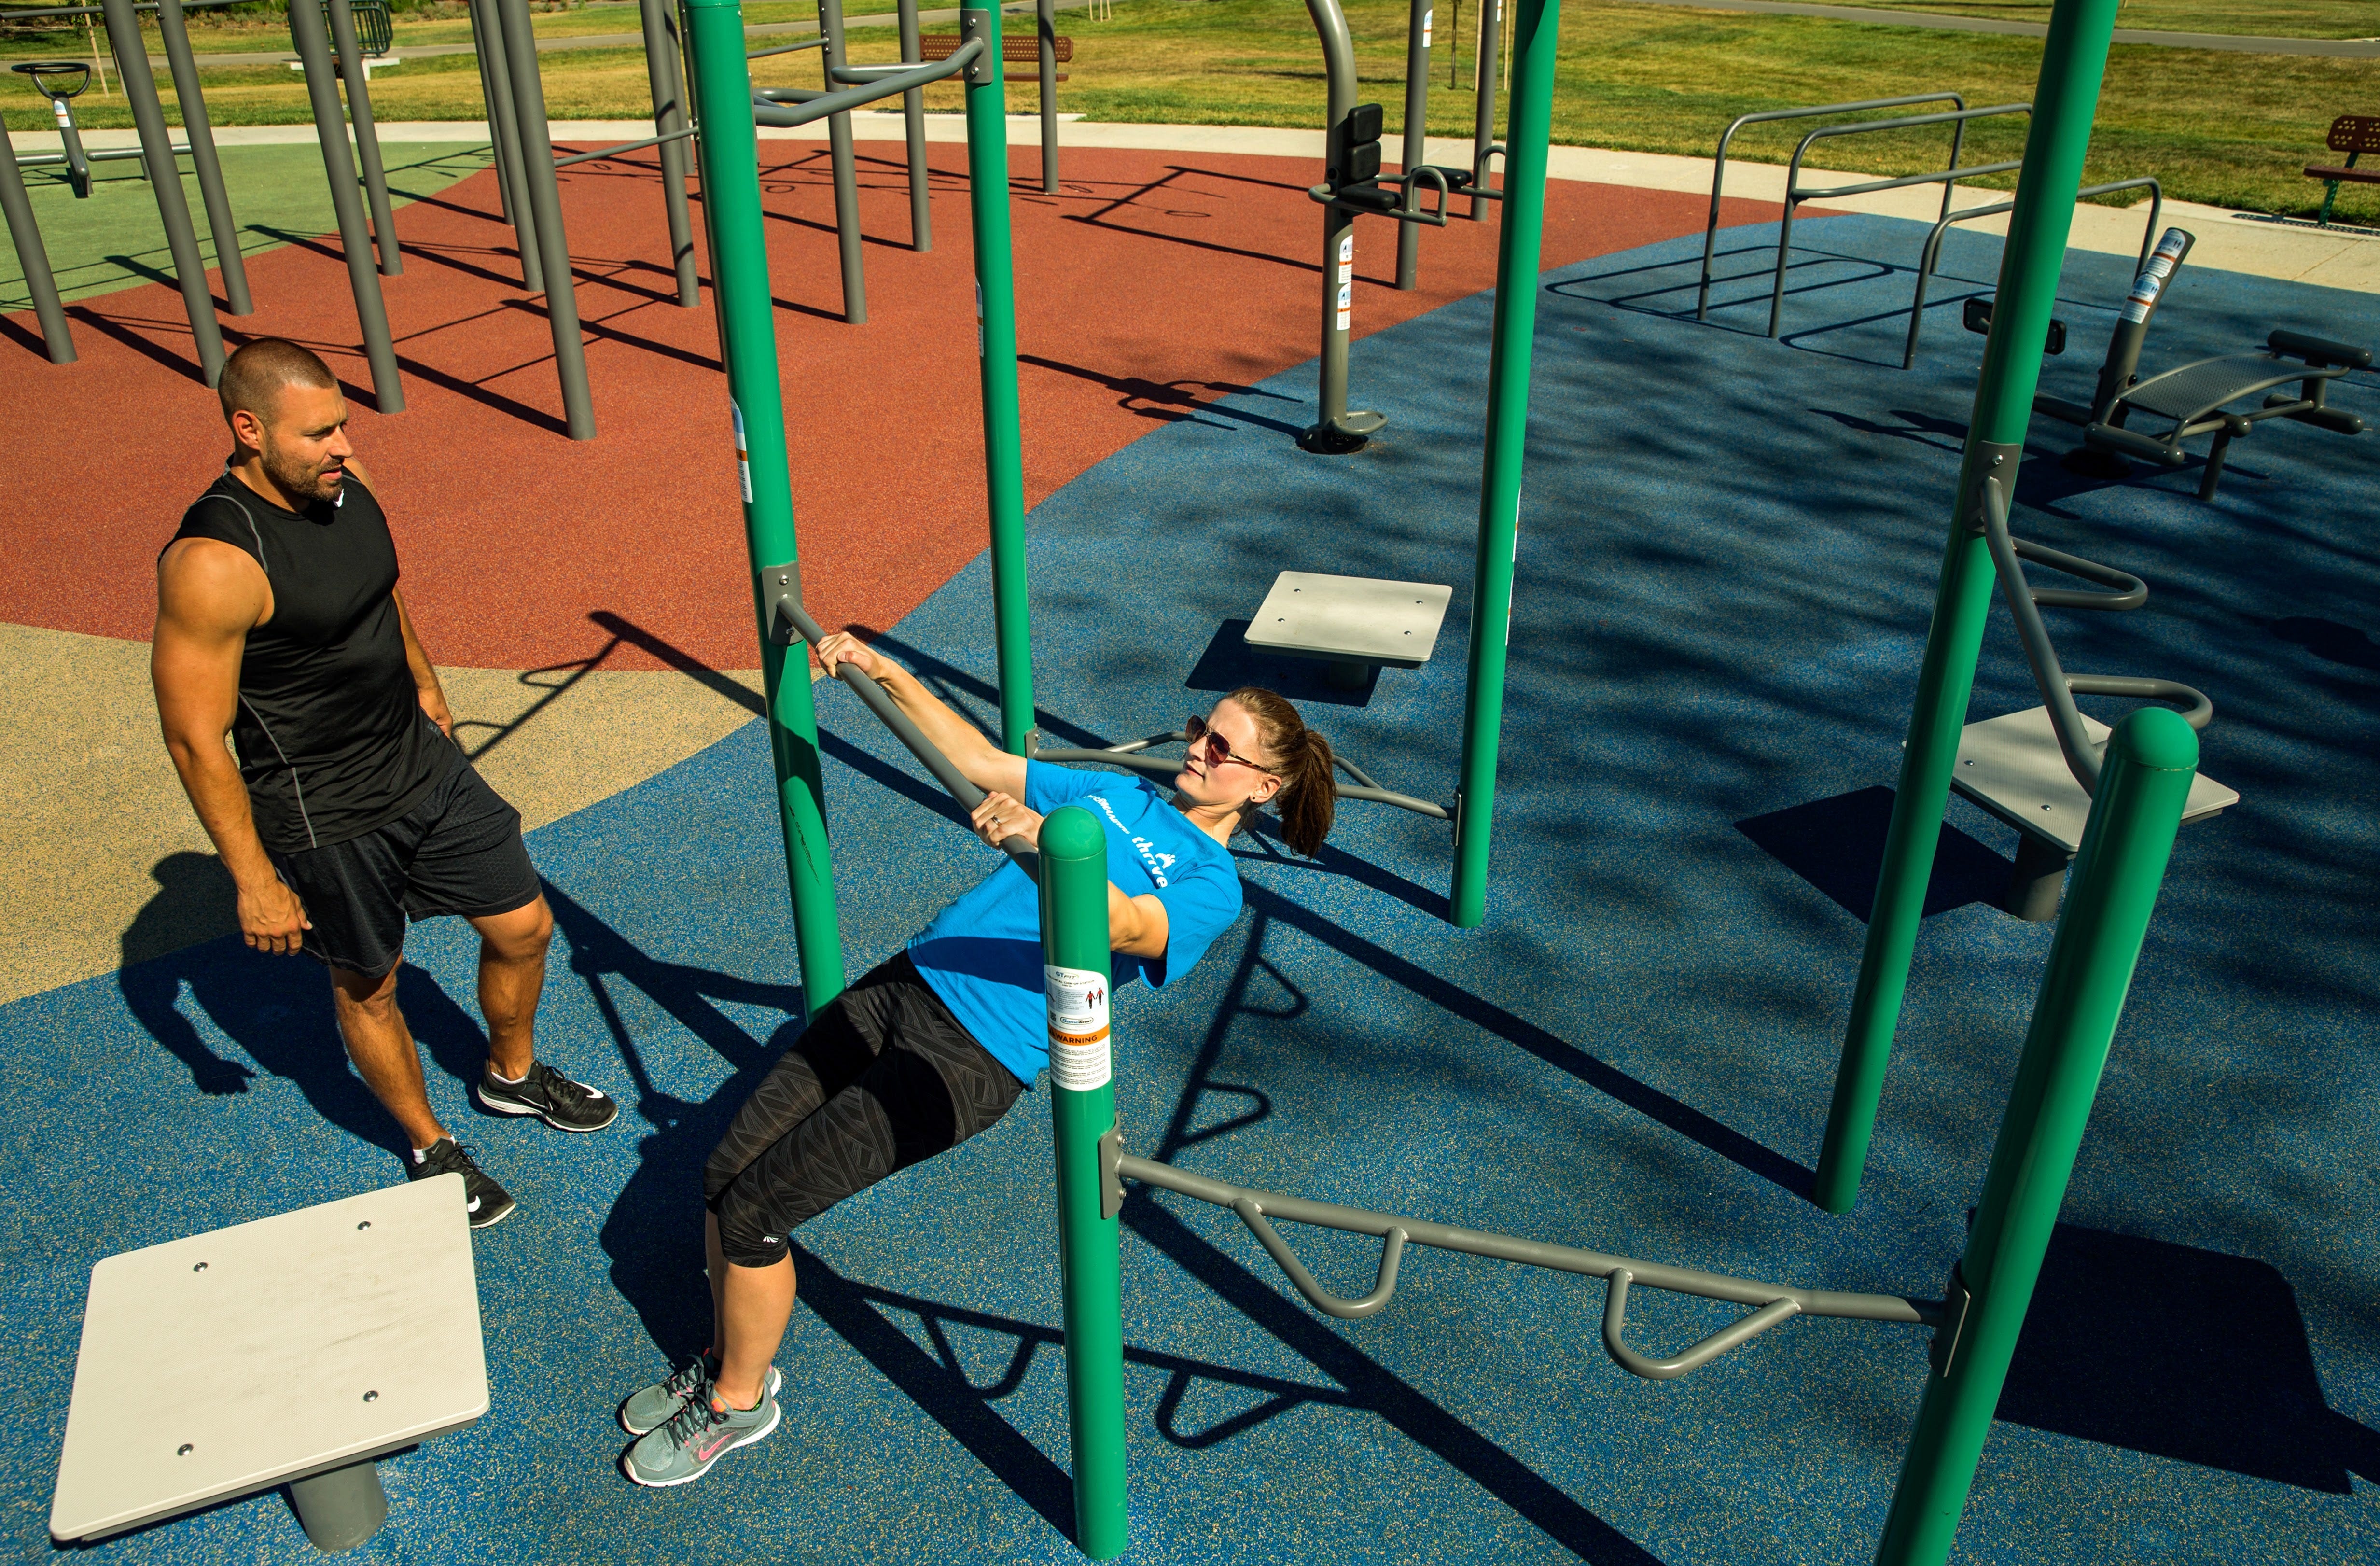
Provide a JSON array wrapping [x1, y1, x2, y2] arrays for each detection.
[[5, 213, 2378, 1564]]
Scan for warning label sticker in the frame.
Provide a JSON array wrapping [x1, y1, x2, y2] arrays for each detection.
[[1045, 965, 1112, 1091], [731, 401, 752, 504]]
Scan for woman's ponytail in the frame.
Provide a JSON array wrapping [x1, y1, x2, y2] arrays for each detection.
[[1225, 686, 1337, 857]]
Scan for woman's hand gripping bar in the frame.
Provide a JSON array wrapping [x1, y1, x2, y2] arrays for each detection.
[[766, 580, 1041, 877]]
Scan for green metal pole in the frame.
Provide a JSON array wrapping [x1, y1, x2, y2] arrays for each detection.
[[1038, 806, 1130, 1559], [1874, 706, 2197, 1565], [685, 0, 847, 1017], [962, 6, 1036, 755], [1447, 0, 1559, 929], [1812, 0, 2120, 1212]]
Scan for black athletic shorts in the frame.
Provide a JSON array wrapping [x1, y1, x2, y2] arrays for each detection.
[[266, 743, 541, 980], [705, 952, 1025, 1268]]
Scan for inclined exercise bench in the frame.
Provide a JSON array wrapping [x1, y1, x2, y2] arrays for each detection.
[[50, 1176, 487, 1555], [2016, 226, 2372, 500]]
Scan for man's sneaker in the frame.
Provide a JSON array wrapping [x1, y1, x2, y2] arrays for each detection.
[[620, 1355, 782, 1435], [476, 1059, 619, 1133], [622, 1380, 780, 1488], [408, 1138, 517, 1230]]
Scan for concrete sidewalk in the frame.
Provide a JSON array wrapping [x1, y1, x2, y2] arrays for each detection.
[[20, 117, 2372, 292]]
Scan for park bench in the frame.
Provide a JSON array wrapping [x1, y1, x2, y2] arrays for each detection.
[[2303, 113, 2379, 228], [919, 28, 1071, 82]]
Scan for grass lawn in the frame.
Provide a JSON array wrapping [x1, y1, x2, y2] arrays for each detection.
[[4, 0, 2371, 222], [1809, 0, 2380, 39]]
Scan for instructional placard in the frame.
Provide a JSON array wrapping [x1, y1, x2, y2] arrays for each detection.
[[1045, 965, 1112, 1091]]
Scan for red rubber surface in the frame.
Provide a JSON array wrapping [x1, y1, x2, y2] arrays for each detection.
[[0, 143, 1780, 671]]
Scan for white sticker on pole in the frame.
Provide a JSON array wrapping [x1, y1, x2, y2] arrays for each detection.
[[1339, 234, 1354, 264], [1423, 6, 1433, 44], [975, 280, 985, 357], [731, 400, 753, 504], [2119, 271, 2162, 325], [52, 98, 71, 128], [1045, 965, 1112, 1090]]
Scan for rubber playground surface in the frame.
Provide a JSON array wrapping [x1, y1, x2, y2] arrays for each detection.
[[2, 131, 2378, 1564]]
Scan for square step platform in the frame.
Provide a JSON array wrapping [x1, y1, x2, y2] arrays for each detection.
[[1242, 571, 1453, 687], [1951, 706, 2238, 855], [51, 1175, 486, 1547]]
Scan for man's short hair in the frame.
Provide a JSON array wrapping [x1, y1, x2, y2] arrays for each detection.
[[219, 338, 338, 427]]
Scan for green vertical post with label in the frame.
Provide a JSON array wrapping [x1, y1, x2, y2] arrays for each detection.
[[1038, 805, 1130, 1558], [686, 0, 848, 1015]]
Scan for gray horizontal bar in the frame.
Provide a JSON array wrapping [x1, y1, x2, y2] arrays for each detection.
[[19, 143, 189, 167], [552, 124, 696, 169], [1796, 159, 2025, 202], [751, 39, 977, 129], [748, 35, 829, 59]]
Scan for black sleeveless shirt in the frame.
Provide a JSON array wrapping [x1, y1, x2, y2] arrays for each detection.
[[167, 472, 450, 854]]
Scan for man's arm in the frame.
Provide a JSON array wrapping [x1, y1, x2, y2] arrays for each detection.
[[390, 587, 454, 739], [152, 539, 311, 955], [815, 630, 1027, 798]]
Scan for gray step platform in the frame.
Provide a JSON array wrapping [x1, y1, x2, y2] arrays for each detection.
[[1242, 571, 1453, 687], [1951, 705, 2238, 855], [50, 1174, 487, 1553]]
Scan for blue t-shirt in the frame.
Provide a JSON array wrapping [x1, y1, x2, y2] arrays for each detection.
[[909, 761, 1242, 1087]]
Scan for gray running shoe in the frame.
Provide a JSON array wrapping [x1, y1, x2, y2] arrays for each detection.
[[620, 1355, 781, 1435], [623, 1380, 781, 1488], [476, 1059, 618, 1133]]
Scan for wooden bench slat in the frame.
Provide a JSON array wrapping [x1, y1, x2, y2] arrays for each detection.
[[2305, 164, 2380, 183]]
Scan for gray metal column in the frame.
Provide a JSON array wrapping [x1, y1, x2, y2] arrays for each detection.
[[896, 0, 930, 249], [1395, 0, 1430, 289], [1468, 0, 1497, 219], [818, 0, 865, 322], [468, 0, 541, 286], [638, 0, 698, 304], [286, 1461, 388, 1552], [495, 0, 597, 437], [327, 0, 402, 275], [1037, 0, 1058, 193], [98, 0, 223, 384], [288, 0, 403, 409], [155, 0, 250, 314], [0, 124, 74, 363], [468, 3, 516, 227], [1297, 0, 1382, 454]]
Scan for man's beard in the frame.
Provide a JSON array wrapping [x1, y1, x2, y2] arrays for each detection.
[[262, 439, 339, 505]]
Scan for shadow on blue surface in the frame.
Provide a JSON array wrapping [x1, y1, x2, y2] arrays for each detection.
[[9, 212, 2380, 1563]]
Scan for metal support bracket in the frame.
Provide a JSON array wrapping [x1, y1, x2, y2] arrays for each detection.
[[960, 8, 990, 81], [1098, 1116, 1124, 1220], [1961, 441, 2023, 535], [759, 560, 804, 646], [1929, 1260, 1974, 1380]]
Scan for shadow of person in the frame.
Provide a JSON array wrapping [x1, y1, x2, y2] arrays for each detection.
[[114, 852, 517, 1158]]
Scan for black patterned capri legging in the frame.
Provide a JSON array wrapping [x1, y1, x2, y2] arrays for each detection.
[[704, 952, 1026, 1267]]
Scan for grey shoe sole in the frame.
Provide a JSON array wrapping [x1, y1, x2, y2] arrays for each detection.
[[619, 1364, 781, 1435], [621, 1399, 782, 1488]]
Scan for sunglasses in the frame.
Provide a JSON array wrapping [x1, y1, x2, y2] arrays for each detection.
[[1184, 713, 1282, 775]]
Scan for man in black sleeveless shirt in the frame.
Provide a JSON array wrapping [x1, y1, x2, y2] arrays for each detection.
[[153, 339, 616, 1229]]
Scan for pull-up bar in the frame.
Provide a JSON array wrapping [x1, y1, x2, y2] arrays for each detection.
[[768, 582, 1041, 873]]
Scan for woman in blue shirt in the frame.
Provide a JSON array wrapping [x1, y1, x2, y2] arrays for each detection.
[[618, 629, 1339, 1486]]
